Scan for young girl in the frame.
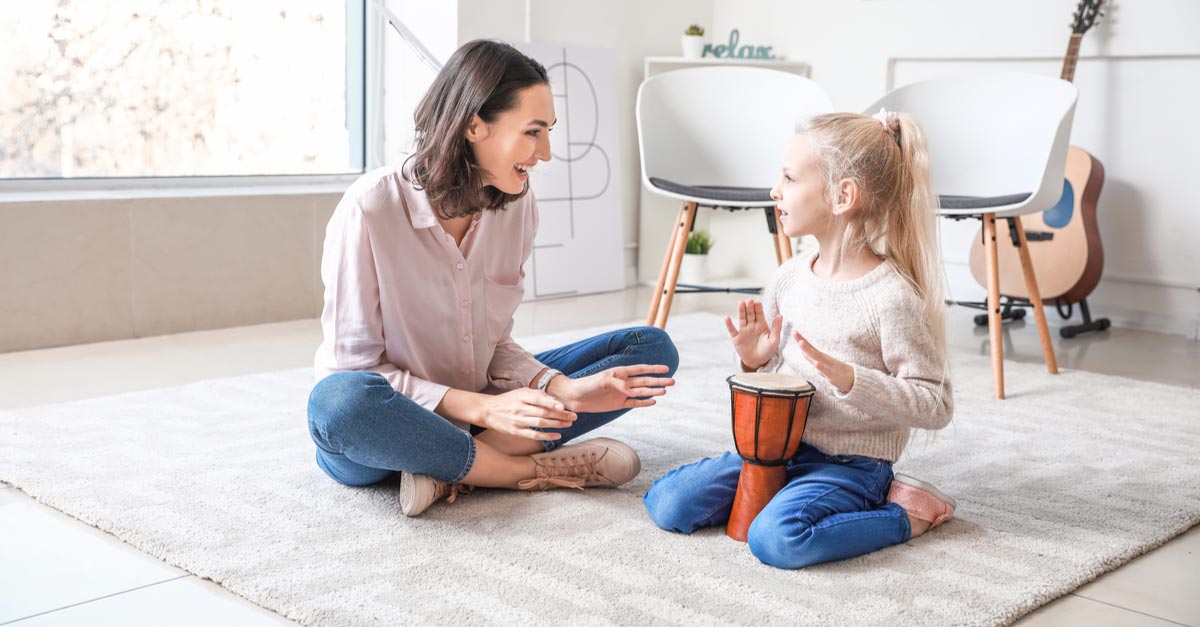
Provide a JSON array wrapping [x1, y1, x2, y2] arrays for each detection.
[[308, 40, 678, 519], [644, 110, 956, 569]]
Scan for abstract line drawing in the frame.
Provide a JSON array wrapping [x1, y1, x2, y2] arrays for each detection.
[[515, 43, 624, 300]]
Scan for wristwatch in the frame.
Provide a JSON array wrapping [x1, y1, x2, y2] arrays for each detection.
[[535, 368, 562, 392]]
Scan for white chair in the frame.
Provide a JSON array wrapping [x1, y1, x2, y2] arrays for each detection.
[[637, 66, 834, 328], [866, 72, 1079, 399]]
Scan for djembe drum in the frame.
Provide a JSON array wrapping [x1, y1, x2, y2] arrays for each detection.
[[725, 372, 815, 542]]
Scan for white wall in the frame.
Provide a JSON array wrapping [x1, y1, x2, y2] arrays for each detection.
[[698, 0, 1200, 338]]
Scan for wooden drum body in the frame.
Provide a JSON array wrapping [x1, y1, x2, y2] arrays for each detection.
[[725, 373, 815, 542]]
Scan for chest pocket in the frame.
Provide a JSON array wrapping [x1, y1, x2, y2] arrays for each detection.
[[484, 275, 524, 343]]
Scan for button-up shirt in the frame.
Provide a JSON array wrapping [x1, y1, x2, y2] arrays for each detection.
[[315, 164, 545, 430]]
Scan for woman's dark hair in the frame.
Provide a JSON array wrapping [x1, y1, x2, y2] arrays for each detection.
[[405, 39, 549, 218]]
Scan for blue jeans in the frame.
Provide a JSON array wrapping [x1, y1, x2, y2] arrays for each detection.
[[644, 445, 910, 569], [307, 326, 678, 487]]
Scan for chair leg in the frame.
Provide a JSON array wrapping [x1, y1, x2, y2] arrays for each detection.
[[1012, 216, 1060, 375], [646, 204, 686, 326], [654, 202, 697, 329], [764, 207, 784, 264], [775, 209, 793, 262], [983, 213, 1006, 399]]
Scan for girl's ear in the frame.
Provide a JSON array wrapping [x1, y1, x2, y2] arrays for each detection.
[[832, 178, 859, 216], [465, 114, 489, 144]]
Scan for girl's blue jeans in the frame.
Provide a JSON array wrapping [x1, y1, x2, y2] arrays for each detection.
[[644, 445, 911, 569]]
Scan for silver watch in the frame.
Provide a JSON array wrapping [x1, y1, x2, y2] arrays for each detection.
[[535, 368, 562, 392]]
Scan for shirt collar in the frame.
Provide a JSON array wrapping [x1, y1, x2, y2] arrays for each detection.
[[400, 160, 439, 229]]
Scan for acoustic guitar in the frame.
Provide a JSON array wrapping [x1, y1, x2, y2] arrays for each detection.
[[968, 0, 1105, 305]]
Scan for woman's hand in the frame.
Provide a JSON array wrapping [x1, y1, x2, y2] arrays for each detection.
[[793, 331, 855, 393], [548, 365, 675, 413], [724, 299, 782, 371], [475, 388, 577, 441]]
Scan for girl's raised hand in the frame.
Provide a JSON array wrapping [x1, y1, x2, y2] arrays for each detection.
[[793, 331, 855, 393], [724, 299, 783, 371]]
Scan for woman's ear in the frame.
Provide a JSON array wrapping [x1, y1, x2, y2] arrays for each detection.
[[464, 114, 489, 144], [832, 178, 859, 216]]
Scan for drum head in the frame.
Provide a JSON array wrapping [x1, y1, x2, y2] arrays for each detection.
[[727, 372, 814, 395]]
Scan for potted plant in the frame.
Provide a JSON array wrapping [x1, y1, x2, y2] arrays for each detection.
[[681, 24, 705, 59], [680, 230, 714, 285]]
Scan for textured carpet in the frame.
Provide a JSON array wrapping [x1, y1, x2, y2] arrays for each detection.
[[2, 313, 1198, 626]]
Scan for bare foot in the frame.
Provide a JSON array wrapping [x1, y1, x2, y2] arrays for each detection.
[[908, 512, 932, 538]]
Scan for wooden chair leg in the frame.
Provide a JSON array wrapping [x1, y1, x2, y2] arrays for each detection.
[[765, 208, 784, 265], [654, 202, 697, 328], [775, 210, 793, 262], [1013, 216, 1060, 375], [646, 204, 686, 326], [983, 213, 1006, 399]]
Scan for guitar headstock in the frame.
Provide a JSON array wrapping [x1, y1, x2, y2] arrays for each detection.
[[1072, 0, 1105, 35]]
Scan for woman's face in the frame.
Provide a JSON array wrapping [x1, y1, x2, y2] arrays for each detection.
[[467, 84, 555, 195], [770, 133, 832, 238]]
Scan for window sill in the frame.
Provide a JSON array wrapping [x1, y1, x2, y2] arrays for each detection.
[[0, 173, 360, 204]]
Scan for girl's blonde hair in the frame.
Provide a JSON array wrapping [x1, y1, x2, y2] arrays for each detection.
[[796, 112, 949, 370]]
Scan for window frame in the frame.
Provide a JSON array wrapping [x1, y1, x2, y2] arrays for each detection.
[[0, 0, 374, 201]]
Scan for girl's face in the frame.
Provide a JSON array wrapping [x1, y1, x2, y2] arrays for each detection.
[[466, 84, 555, 195], [770, 133, 832, 238]]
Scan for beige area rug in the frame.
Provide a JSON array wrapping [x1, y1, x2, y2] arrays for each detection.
[[2, 313, 1198, 626]]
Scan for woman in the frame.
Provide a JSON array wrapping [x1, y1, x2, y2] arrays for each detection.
[[307, 39, 678, 517]]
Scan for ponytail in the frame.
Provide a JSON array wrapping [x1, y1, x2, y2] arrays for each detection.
[[798, 112, 949, 379], [891, 114, 947, 361]]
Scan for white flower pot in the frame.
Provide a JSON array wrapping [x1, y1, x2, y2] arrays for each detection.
[[681, 35, 704, 59], [679, 253, 709, 285]]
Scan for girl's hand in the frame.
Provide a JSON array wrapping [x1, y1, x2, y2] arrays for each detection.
[[549, 365, 675, 413], [724, 299, 783, 371], [793, 331, 855, 393], [476, 388, 577, 441]]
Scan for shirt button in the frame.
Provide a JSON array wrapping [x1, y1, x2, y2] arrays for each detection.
[[461, 300, 469, 308], [462, 368, 471, 375], [456, 262, 465, 270], [462, 334, 470, 343]]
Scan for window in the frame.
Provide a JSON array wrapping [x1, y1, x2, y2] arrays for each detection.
[[0, 0, 365, 180]]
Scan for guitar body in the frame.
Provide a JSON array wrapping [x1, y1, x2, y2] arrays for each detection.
[[967, 1, 1108, 308], [968, 145, 1105, 303]]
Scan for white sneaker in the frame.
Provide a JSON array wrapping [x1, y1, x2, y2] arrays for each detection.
[[517, 437, 641, 491], [399, 472, 472, 517]]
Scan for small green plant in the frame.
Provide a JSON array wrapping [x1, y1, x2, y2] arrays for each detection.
[[684, 24, 705, 36], [685, 230, 714, 255]]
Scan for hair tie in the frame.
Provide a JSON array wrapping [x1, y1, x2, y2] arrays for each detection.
[[872, 108, 901, 144]]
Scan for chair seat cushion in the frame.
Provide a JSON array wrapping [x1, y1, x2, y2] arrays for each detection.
[[650, 177, 1030, 211], [938, 193, 1032, 210], [648, 177, 774, 204]]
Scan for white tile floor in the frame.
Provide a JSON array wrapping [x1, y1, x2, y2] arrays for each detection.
[[1, 286, 1197, 626]]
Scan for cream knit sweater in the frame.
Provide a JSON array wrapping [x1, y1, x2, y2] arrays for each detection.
[[749, 253, 954, 462]]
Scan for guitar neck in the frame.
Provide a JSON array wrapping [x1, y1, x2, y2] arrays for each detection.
[[1061, 34, 1082, 82]]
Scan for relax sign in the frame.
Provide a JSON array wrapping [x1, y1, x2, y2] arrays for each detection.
[[702, 29, 776, 59]]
